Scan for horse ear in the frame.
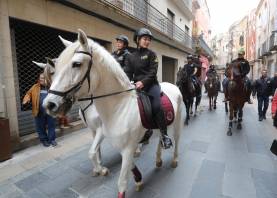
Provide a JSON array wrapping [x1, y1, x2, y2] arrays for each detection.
[[32, 61, 46, 69], [45, 57, 55, 68], [58, 35, 72, 47], [77, 29, 88, 48]]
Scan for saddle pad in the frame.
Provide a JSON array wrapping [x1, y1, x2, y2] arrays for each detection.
[[137, 92, 175, 129]]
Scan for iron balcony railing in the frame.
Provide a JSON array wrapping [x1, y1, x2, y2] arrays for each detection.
[[102, 0, 193, 49]]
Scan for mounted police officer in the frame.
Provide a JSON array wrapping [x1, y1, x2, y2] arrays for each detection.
[[205, 64, 220, 92], [183, 55, 201, 94], [112, 35, 130, 69], [124, 27, 173, 149], [223, 49, 252, 103]]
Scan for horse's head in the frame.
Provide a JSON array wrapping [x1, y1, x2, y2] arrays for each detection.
[[176, 67, 194, 94], [43, 29, 95, 116], [32, 58, 56, 87], [229, 61, 242, 80]]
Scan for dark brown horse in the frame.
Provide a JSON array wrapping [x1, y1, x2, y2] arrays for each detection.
[[225, 61, 248, 136], [205, 74, 219, 110], [176, 68, 201, 125]]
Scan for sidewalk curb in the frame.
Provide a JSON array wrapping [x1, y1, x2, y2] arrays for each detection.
[[14, 120, 85, 152]]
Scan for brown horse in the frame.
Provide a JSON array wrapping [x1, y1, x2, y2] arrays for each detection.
[[205, 74, 219, 110], [225, 61, 248, 136]]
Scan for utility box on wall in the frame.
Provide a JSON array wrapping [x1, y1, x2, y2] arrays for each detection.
[[0, 117, 12, 161]]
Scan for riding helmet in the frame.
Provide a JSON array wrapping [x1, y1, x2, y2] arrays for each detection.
[[133, 28, 153, 44], [116, 35, 129, 46]]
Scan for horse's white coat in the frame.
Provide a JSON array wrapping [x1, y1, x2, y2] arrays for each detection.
[[43, 30, 184, 197]]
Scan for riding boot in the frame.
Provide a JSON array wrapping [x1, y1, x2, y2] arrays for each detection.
[[154, 109, 173, 149]]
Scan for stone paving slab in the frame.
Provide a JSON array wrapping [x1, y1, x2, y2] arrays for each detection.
[[0, 94, 277, 198]]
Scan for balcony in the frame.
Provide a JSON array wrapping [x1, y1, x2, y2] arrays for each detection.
[[103, 0, 193, 49], [269, 32, 277, 51], [194, 36, 214, 57], [172, 0, 193, 20]]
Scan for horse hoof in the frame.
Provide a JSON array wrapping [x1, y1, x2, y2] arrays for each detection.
[[194, 114, 197, 117], [227, 131, 232, 136], [134, 151, 141, 158], [135, 181, 143, 192], [237, 124, 242, 130], [185, 120, 189, 125], [100, 167, 109, 176], [171, 160, 178, 168], [156, 160, 163, 168], [214, 106, 216, 109]]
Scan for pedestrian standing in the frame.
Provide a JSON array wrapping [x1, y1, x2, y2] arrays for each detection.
[[22, 73, 57, 147], [252, 70, 273, 121], [271, 89, 277, 127]]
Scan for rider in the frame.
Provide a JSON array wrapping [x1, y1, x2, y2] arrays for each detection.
[[205, 64, 220, 92], [183, 55, 201, 94], [223, 49, 252, 103], [124, 27, 173, 149], [112, 35, 130, 69]]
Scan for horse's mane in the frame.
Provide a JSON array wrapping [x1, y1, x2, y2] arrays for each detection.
[[88, 39, 132, 89], [56, 39, 132, 90]]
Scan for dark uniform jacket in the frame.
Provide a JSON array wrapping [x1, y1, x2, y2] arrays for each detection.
[[183, 63, 197, 77], [112, 48, 130, 69], [253, 77, 273, 97], [124, 48, 158, 90], [231, 58, 250, 77]]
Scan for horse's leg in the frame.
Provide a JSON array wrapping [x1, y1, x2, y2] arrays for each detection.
[[194, 96, 200, 116], [225, 102, 228, 113], [118, 147, 136, 198], [184, 100, 189, 125], [171, 106, 182, 168], [227, 102, 233, 136], [134, 144, 142, 158], [214, 95, 217, 109], [209, 96, 212, 111], [190, 98, 193, 115], [237, 108, 243, 130], [156, 136, 163, 168], [88, 128, 109, 176], [131, 164, 143, 191]]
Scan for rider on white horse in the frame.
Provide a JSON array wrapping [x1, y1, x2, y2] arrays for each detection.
[[112, 35, 130, 69], [124, 28, 173, 149]]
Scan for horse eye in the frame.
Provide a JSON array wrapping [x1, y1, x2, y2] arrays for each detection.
[[72, 62, 82, 68]]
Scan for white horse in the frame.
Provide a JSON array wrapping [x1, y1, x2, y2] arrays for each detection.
[[32, 59, 109, 177], [43, 29, 184, 198]]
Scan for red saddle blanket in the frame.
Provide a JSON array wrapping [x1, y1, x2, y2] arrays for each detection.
[[137, 93, 175, 129]]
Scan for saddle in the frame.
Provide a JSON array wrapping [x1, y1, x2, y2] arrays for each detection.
[[137, 91, 175, 129]]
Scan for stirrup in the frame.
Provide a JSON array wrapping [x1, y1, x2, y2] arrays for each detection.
[[160, 135, 173, 149]]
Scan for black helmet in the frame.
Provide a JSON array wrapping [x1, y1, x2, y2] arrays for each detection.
[[116, 35, 129, 46], [133, 28, 153, 44], [187, 55, 193, 60]]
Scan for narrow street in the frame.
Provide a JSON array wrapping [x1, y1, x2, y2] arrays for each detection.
[[0, 93, 276, 198]]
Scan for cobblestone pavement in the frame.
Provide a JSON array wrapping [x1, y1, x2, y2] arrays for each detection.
[[0, 94, 276, 198]]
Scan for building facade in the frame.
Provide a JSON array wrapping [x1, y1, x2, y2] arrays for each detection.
[[0, 0, 194, 150], [192, 0, 213, 81], [255, 0, 277, 78]]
